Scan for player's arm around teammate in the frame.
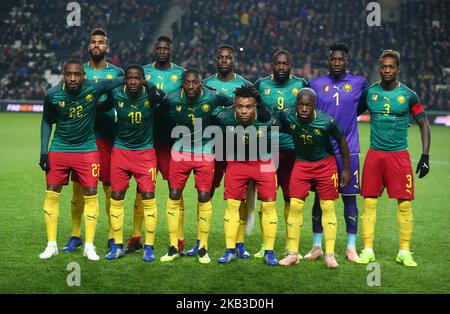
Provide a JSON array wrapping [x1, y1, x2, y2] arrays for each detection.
[[277, 88, 350, 268], [38, 59, 125, 261]]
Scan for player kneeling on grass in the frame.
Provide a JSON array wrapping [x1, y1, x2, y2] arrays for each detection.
[[214, 84, 279, 266], [277, 88, 350, 268], [105, 64, 164, 261], [39, 59, 126, 261]]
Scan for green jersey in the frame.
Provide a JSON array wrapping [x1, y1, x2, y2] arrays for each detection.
[[255, 75, 309, 150], [83, 62, 124, 140], [358, 82, 426, 152], [43, 78, 124, 152], [214, 106, 278, 161], [279, 108, 344, 162], [203, 73, 251, 98], [143, 62, 185, 141], [161, 87, 232, 154], [109, 86, 159, 150]]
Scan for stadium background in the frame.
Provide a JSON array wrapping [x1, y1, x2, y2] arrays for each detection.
[[0, 0, 449, 294]]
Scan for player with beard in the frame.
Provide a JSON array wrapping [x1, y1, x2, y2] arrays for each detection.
[[254, 50, 309, 258], [63, 28, 124, 253]]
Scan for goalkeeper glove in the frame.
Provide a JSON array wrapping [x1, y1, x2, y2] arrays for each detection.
[[415, 154, 429, 178]]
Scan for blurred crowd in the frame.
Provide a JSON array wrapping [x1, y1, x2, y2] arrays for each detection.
[[0, 0, 167, 100], [173, 0, 449, 111], [0, 0, 448, 110]]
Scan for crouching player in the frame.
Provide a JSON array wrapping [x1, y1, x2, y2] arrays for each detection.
[[106, 65, 164, 261], [215, 84, 279, 266], [277, 88, 350, 268]]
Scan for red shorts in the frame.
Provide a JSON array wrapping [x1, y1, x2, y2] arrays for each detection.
[[212, 160, 227, 189], [169, 150, 215, 192], [155, 139, 172, 180], [273, 150, 295, 197], [47, 151, 100, 188], [361, 149, 414, 200], [224, 160, 277, 200], [290, 156, 339, 200], [110, 147, 157, 192], [96, 138, 114, 183]]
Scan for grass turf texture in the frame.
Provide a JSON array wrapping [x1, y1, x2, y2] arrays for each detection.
[[0, 112, 449, 294]]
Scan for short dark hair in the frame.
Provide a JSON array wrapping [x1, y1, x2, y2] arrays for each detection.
[[156, 35, 173, 45], [64, 58, 83, 71], [183, 68, 202, 80], [272, 49, 292, 63], [125, 64, 145, 78], [329, 42, 349, 55], [297, 87, 317, 102], [90, 28, 107, 38], [234, 83, 261, 103], [218, 44, 235, 54], [379, 49, 400, 66]]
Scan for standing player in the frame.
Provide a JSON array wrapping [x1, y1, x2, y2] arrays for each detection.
[[63, 28, 124, 253], [184, 44, 253, 258], [121, 36, 187, 254], [214, 84, 279, 266], [39, 59, 125, 261], [277, 88, 350, 268], [159, 68, 232, 264], [254, 50, 309, 257], [105, 65, 164, 261], [356, 50, 430, 267], [306, 43, 369, 262]]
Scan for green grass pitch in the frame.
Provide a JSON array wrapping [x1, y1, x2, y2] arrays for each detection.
[[0, 112, 449, 294]]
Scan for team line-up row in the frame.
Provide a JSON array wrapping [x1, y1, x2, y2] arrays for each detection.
[[38, 30, 430, 268]]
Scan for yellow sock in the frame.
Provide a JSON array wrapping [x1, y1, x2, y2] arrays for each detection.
[[143, 198, 157, 246], [261, 201, 278, 250], [398, 200, 413, 251], [283, 201, 290, 241], [236, 201, 248, 243], [196, 205, 201, 241], [259, 210, 264, 240], [102, 184, 113, 240], [287, 198, 304, 253], [198, 201, 212, 250], [83, 194, 99, 244], [43, 190, 60, 242], [361, 197, 378, 249], [320, 200, 337, 254], [132, 192, 144, 238], [109, 199, 124, 244], [70, 182, 84, 238], [178, 196, 185, 241], [166, 198, 180, 247], [224, 199, 241, 249]]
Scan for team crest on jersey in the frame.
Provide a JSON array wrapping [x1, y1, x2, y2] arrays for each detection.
[[323, 85, 329, 93], [314, 128, 322, 136], [119, 101, 124, 108], [397, 95, 406, 104], [106, 74, 113, 79], [171, 74, 179, 83], [144, 100, 150, 108], [372, 93, 378, 101], [343, 84, 352, 92], [292, 88, 299, 96], [146, 74, 151, 80], [59, 100, 65, 108], [202, 104, 210, 112], [291, 123, 296, 130], [176, 105, 182, 112], [264, 88, 271, 96], [85, 94, 93, 101]]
